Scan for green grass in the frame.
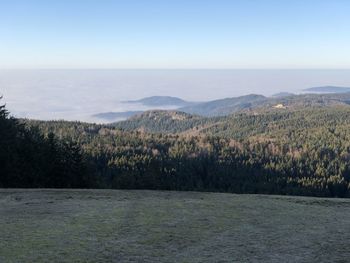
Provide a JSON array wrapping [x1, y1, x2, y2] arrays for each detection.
[[0, 190, 350, 262]]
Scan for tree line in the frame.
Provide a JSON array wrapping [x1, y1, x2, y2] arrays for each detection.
[[0, 100, 95, 188]]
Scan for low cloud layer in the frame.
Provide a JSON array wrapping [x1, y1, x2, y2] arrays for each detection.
[[1, 69, 350, 123]]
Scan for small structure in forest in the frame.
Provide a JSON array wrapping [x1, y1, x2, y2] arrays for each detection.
[[273, 104, 287, 109]]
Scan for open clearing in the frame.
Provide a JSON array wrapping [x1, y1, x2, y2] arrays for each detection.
[[0, 190, 350, 263]]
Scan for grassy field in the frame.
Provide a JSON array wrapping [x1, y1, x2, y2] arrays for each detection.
[[0, 190, 350, 263]]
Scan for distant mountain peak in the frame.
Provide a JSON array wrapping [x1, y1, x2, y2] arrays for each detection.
[[271, 92, 294, 98], [123, 96, 193, 107]]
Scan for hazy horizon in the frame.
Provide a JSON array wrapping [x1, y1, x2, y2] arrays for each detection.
[[1, 69, 350, 122]]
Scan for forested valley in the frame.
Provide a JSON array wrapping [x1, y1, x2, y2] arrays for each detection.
[[2, 97, 350, 197]]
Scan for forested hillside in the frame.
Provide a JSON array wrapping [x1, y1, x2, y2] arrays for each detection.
[[3, 94, 350, 197], [113, 110, 215, 133], [174, 92, 350, 117], [24, 104, 350, 197]]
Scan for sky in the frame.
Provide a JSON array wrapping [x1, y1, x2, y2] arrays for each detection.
[[1, 0, 350, 69]]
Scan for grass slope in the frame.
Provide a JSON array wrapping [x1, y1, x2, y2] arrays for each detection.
[[1, 190, 350, 262]]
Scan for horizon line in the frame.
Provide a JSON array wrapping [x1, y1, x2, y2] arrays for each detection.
[[1, 68, 350, 71]]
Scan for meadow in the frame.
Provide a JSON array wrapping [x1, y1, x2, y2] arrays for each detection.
[[1, 189, 349, 262]]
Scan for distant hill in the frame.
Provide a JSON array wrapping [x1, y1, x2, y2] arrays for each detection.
[[271, 92, 295, 98], [92, 111, 143, 121], [180, 94, 268, 116], [124, 96, 194, 107], [303, 86, 350, 93], [100, 92, 350, 123], [114, 92, 350, 134]]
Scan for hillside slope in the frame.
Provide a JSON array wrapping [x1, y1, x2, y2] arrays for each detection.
[[24, 103, 350, 197], [113, 110, 212, 133], [178, 92, 350, 116]]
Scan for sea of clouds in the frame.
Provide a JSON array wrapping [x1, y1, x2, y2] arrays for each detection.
[[1, 69, 350, 123]]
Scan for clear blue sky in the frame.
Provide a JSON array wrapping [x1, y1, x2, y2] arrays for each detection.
[[0, 0, 349, 69]]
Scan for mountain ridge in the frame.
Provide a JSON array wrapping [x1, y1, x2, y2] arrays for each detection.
[[93, 91, 350, 123], [303, 86, 350, 93], [179, 94, 268, 116]]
